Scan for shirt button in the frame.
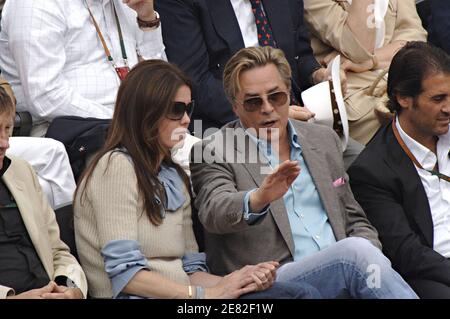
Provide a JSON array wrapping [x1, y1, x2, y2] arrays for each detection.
[[315, 235, 320, 240], [300, 214, 304, 219]]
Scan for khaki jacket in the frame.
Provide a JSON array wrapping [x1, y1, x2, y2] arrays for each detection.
[[304, 0, 427, 143], [0, 156, 87, 298]]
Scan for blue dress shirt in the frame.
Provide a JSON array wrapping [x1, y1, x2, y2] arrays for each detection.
[[243, 120, 336, 261]]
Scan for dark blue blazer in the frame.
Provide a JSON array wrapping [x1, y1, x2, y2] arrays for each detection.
[[429, 0, 450, 54], [348, 123, 450, 286], [156, 0, 321, 132]]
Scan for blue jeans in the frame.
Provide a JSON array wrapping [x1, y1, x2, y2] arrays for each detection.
[[274, 237, 418, 299], [240, 281, 323, 299]]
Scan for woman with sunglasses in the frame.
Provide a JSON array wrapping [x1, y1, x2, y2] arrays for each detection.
[[73, 60, 318, 299]]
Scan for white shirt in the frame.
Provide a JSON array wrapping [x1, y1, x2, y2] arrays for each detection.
[[230, 0, 259, 48], [0, 0, 166, 123], [396, 118, 450, 257]]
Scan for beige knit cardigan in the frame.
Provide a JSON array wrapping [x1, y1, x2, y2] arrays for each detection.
[[74, 151, 199, 298]]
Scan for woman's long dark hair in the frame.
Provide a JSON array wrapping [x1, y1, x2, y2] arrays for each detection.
[[76, 60, 193, 226]]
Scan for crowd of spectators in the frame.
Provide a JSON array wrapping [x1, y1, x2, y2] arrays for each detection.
[[0, 0, 449, 299]]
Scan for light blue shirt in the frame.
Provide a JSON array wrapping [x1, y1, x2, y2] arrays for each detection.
[[243, 120, 336, 261], [102, 240, 208, 299]]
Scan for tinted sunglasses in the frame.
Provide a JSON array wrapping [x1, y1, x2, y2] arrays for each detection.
[[239, 91, 289, 112], [166, 101, 195, 120]]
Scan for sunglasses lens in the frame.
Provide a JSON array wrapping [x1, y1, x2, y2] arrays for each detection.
[[242, 92, 288, 112], [168, 102, 185, 120], [243, 97, 263, 112], [187, 101, 194, 118], [268, 92, 288, 106], [168, 102, 194, 120]]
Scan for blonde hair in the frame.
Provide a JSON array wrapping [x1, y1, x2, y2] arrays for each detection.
[[0, 85, 14, 117], [223, 46, 292, 103]]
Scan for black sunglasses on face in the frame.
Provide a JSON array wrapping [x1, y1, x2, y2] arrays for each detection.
[[239, 91, 289, 112], [166, 101, 195, 121]]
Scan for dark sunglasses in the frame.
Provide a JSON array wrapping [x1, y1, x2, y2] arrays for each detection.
[[166, 101, 195, 121], [239, 91, 289, 112]]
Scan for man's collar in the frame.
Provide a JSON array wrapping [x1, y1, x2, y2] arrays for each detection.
[[287, 120, 301, 149], [395, 116, 448, 169], [0, 156, 11, 178]]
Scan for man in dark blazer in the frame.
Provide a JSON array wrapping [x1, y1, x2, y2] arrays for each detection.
[[349, 42, 450, 298], [190, 46, 417, 298], [156, 0, 330, 133]]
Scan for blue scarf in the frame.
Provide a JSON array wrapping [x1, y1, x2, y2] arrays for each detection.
[[118, 148, 186, 217], [156, 165, 186, 216]]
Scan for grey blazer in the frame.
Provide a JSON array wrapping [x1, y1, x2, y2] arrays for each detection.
[[190, 120, 381, 275]]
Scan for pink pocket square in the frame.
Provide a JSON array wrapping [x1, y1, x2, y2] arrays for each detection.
[[332, 177, 346, 187]]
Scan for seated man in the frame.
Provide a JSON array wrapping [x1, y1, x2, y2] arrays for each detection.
[[349, 42, 450, 298], [157, 0, 362, 168], [0, 0, 166, 186], [190, 46, 417, 298], [303, 0, 427, 144], [0, 0, 165, 136], [157, 0, 327, 133], [0, 86, 87, 299]]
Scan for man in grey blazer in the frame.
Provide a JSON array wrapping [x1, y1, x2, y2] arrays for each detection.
[[190, 46, 416, 298]]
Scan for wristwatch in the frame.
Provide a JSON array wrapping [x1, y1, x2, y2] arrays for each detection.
[[137, 11, 160, 30]]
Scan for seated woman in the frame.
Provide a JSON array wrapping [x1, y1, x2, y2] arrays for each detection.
[[74, 60, 320, 299], [303, 0, 427, 144]]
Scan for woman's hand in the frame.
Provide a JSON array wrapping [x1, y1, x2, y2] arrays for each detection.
[[204, 266, 258, 299], [204, 261, 279, 298], [248, 261, 279, 291], [340, 56, 373, 73]]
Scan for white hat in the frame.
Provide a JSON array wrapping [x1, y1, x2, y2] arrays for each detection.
[[301, 55, 349, 151]]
